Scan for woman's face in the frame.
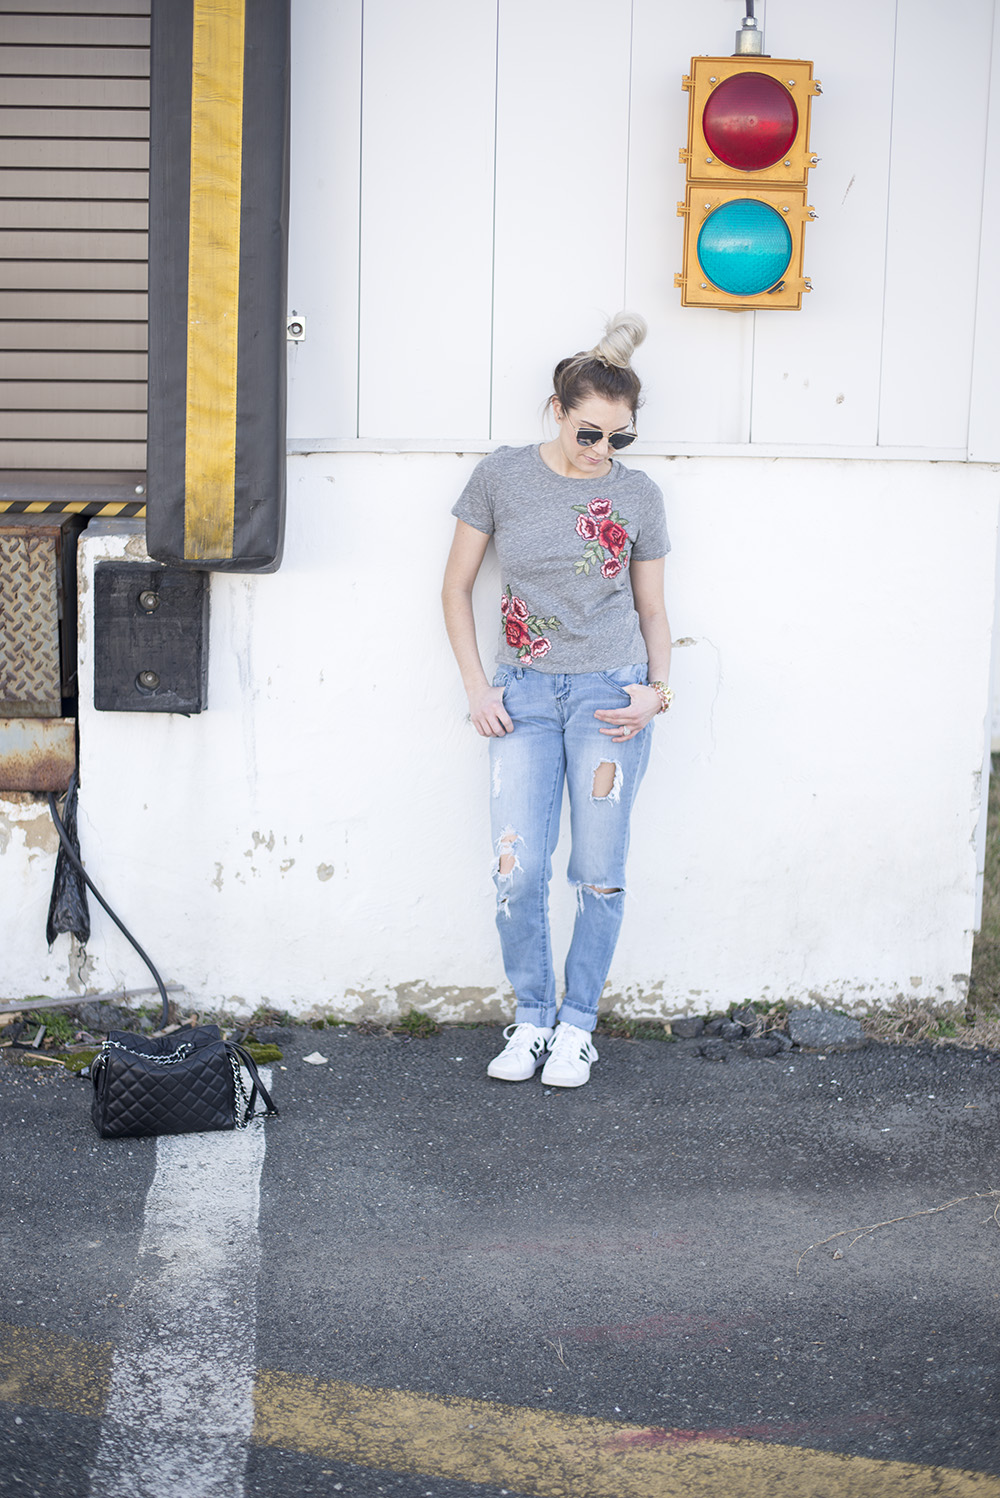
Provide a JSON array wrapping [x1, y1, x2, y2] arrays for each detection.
[[552, 393, 636, 479]]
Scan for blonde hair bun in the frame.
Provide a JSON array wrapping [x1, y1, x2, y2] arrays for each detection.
[[592, 310, 648, 369]]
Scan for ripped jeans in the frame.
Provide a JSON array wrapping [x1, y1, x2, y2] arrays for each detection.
[[489, 663, 652, 1033]]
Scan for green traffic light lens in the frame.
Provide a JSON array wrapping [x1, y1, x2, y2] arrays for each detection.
[[697, 199, 792, 297]]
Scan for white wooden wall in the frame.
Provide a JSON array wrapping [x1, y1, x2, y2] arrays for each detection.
[[287, 0, 1000, 459]]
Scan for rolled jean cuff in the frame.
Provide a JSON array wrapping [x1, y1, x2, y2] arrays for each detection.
[[514, 1001, 558, 1029], [555, 1001, 599, 1032]]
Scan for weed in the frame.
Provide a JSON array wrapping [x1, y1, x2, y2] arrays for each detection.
[[394, 1008, 441, 1038], [61, 1049, 99, 1074], [241, 1042, 283, 1064], [27, 1009, 74, 1044], [597, 1013, 673, 1042], [248, 1005, 297, 1029]]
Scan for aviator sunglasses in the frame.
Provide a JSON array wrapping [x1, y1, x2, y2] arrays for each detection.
[[575, 424, 637, 451]]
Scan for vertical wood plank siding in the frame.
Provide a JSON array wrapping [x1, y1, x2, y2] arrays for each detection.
[[0, 5, 150, 480]]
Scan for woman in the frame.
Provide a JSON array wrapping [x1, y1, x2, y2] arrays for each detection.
[[442, 312, 671, 1088]]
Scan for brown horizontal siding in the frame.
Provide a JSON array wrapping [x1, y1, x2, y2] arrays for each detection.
[[1, 16, 148, 45], [0, 230, 148, 259], [4, 201, 148, 230], [0, 322, 147, 351], [0, 108, 148, 137], [0, 440, 146, 468], [0, 260, 147, 291], [0, 46, 149, 76], [0, 169, 149, 198], [0, 1, 149, 13], [0, 139, 149, 169], [2, 78, 148, 108], [0, 290, 147, 319], [0, 380, 146, 410], [0, 3, 149, 478], [0, 410, 145, 439], [2, 350, 146, 379]]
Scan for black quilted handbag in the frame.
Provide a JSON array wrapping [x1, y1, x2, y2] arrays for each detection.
[[91, 1025, 279, 1139]]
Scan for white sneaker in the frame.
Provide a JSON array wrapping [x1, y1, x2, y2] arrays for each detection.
[[487, 1023, 553, 1082], [540, 1022, 598, 1088]]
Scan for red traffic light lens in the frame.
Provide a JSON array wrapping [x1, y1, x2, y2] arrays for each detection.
[[703, 73, 798, 172]]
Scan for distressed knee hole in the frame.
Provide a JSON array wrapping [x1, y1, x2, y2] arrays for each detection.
[[591, 760, 623, 803], [495, 826, 522, 881], [587, 885, 622, 895]]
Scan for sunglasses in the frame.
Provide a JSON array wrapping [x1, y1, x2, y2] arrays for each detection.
[[575, 426, 637, 451]]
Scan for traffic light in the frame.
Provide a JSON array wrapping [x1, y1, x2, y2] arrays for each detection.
[[675, 56, 821, 310]]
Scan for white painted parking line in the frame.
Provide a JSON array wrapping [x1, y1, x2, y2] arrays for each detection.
[[88, 1074, 270, 1498]]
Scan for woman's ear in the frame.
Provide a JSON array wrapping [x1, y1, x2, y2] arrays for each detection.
[[551, 399, 565, 423]]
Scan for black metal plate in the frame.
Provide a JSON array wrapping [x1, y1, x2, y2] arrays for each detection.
[[94, 562, 208, 713]]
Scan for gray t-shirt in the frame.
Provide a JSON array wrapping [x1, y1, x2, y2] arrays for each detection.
[[452, 443, 669, 674]]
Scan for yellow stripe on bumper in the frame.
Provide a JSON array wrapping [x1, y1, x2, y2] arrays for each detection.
[[184, 0, 245, 561]]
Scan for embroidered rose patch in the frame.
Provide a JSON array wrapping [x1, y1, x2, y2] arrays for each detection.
[[573, 497, 631, 576], [501, 586, 561, 662]]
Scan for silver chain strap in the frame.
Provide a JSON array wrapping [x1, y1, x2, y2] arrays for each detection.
[[102, 1039, 195, 1066], [229, 1048, 253, 1129]]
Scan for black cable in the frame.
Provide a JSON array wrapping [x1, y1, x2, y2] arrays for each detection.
[[745, 0, 755, 17], [47, 792, 171, 1031]]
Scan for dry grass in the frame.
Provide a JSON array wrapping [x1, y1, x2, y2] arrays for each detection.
[[970, 753, 1000, 1016], [858, 756, 1000, 1051], [862, 1005, 1000, 1050]]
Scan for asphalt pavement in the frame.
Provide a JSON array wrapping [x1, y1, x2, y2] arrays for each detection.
[[1, 1022, 998, 1497]]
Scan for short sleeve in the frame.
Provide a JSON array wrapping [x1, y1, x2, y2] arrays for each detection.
[[629, 476, 670, 561], [451, 452, 496, 536]]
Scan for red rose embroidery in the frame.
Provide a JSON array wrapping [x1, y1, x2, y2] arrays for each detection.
[[505, 615, 530, 650], [501, 585, 562, 658], [599, 519, 628, 558], [572, 500, 632, 576]]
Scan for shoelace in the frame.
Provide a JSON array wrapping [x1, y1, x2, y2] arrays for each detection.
[[501, 1024, 546, 1052], [548, 1026, 588, 1060]]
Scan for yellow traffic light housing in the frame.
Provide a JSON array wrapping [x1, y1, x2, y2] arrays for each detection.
[[676, 56, 821, 311]]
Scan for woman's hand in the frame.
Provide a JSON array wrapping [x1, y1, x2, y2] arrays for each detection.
[[594, 683, 662, 741], [468, 683, 514, 738]]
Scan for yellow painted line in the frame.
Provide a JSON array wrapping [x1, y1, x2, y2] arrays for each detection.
[[254, 1369, 1000, 1498], [184, 0, 245, 561], [0, 1323, 111, 1420], [2, 1321, 998, 1498]]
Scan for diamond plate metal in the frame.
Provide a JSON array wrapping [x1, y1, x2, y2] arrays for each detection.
[[0, 531, 62, 716]]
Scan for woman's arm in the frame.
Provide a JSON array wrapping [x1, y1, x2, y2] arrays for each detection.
[[442, 519, 514, 737], [630, 556, 671, 686], [593, 555, 672, 737]]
